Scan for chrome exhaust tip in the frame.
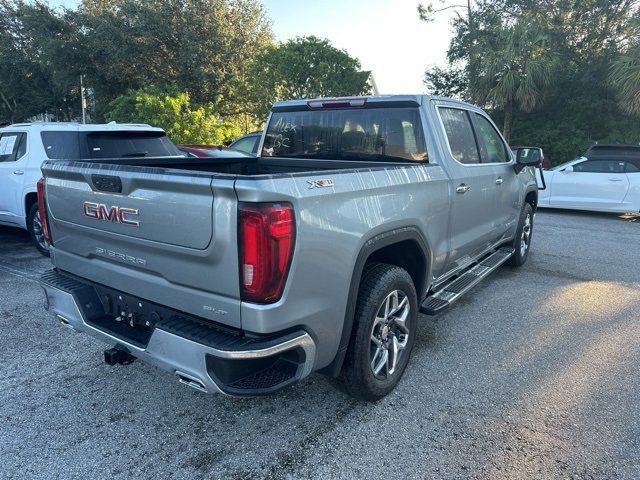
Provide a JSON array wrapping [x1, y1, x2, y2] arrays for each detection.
[[56, 315, 75, 331], [176, 371, 208, 393]]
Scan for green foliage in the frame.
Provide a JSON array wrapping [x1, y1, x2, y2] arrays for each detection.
[[610, 42, 640, 116], [0, 0, 82, 123], [107, 87, 242, 144], [423, 0, 640, 163], [0, 3, 369, 138], [423, 65, 467, 98], [0, 0, 273, 125], [471, 22, 557, 141], [75, 0, 273, 120], [249, 36, 372, 119]]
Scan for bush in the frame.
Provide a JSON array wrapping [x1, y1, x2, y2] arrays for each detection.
[[107, 87, 242, 145]]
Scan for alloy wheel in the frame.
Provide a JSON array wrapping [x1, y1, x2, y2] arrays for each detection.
[[520, 213, 532, 257], [33, 211, 48, 252], [370, 289, 410, 379]]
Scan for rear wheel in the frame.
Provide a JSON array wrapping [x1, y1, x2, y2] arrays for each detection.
[[508, 202, 533, 267], [335, 263, 417, 401], [27, 203, 49, 257]]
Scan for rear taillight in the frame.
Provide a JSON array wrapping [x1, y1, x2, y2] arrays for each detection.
[[239, 202, 295, 303], [36, 178, 51, 245]]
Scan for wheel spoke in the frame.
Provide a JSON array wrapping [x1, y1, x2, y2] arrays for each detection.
[[388, 336, 399, 375], [371, 346, 388, 376], [390, 290, 399, 313], [393, 298, 410, 334], [383, 294, 392, 318]]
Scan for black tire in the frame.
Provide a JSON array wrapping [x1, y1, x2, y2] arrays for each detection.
[[334, 263, 418, 401], [507, 202, 534, 267], [27, 203, 49, 257]]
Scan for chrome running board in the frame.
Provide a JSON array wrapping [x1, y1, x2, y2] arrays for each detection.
[[420, 247, 515, 315]]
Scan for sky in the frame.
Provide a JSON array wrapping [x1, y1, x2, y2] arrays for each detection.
[[54, 0, 456, 94], [260, 0, 455, 94]]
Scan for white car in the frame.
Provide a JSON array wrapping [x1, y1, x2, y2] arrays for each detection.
[[0, 122, 181, 254], [537, 145, 640, 214]]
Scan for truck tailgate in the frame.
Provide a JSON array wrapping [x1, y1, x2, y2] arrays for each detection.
[[42, 161, 241, 328]]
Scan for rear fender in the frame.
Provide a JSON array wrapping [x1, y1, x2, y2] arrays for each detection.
[[320, 226, 432, 377]]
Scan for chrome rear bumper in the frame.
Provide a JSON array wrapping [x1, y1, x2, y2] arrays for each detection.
[[42, 270, 316, 395]]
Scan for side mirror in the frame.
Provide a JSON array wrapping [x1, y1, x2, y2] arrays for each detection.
[[514, 147, 544, 174], [562, 165, 573, 173]]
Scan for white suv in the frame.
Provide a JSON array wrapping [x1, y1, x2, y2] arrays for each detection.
[[0, 122, 181, 254]]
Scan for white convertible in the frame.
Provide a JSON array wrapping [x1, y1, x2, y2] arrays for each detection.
[[537, 145, 640, 214]]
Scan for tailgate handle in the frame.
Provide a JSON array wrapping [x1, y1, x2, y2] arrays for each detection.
[[91, 174, 122, 193]]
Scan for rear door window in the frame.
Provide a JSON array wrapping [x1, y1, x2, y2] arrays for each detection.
[[473, 114, 510, 163], [0, 133, 21, 162], [624, 161, 639, 173], [15, 133, 27, 160], [439, 108, 480, 164]]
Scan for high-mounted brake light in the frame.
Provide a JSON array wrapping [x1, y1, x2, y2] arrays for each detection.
[[36, 178, 52, 245], [307, 98, 367, 109], [239, 203, 295, 303]]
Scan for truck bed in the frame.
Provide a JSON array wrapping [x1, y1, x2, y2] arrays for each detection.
[[77, 155, 417, 177]]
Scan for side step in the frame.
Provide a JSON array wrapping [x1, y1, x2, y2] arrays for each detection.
[[420, 247, 515, 315]]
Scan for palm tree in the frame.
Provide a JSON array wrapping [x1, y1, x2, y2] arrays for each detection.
[[471, 23, 556, 142], [610, 43, 640, 116]]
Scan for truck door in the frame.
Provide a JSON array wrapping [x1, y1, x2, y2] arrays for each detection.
[[470, 112, 520, 241], [436, 106, 501, 270]]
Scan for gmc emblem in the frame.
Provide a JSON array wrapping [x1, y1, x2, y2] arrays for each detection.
[[83, 201, 139, 227]]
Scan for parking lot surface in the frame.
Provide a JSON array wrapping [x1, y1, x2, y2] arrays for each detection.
[[1, 210, 639, 480]]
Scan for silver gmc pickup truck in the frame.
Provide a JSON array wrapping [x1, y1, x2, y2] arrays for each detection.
[[39, 95, 540, 400]]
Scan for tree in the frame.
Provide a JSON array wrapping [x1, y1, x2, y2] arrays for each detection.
[[610, 48, 640, 116], [0, 0, 83, 123], [420, 0, 640, 162], [471, 22, 556, 142], [423, 65, 467, 98], [107, 87, 242, 144], [74, 0, 273, 120], [249, 36, 372, 119]]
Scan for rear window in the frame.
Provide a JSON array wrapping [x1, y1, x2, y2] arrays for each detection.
[[263, 108, 427, 162], [41, 132, 80, 159], [85, 131, 181, 158], [41, 130, 181, 159]]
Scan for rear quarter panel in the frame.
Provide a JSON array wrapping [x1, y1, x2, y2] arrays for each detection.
[[235, 164, 450, 369]]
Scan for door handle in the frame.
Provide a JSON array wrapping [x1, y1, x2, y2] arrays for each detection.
[[495, 177, 504, 185], [608, 178, 623, 182], [13, 170, 24, 175], [456, 184, 471, 194]]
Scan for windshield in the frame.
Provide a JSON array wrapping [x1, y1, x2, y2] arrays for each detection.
[[263, 108, 428, 162]]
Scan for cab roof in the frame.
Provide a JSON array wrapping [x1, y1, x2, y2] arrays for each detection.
[[271, 94, 477, 112]]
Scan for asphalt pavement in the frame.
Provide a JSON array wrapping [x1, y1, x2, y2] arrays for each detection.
[[0, 209, 638, 479]]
